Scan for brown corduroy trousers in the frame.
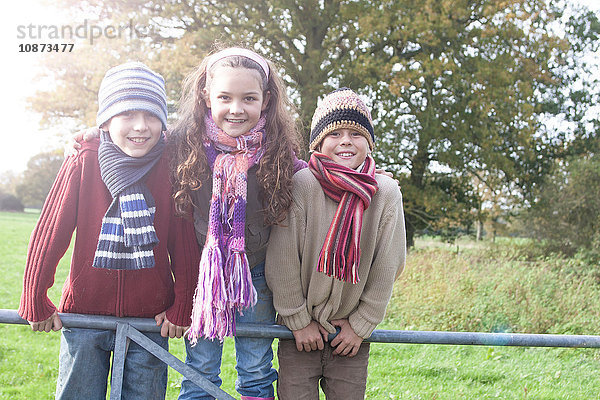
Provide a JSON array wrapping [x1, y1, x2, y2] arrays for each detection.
[[276, 339, 370, 400]]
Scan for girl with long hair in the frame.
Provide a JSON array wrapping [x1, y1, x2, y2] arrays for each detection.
[[170, 46, 306, 400]]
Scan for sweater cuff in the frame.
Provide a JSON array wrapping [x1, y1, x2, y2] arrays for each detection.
[[18, 298, 56, 323], [165, 301, 192, 327], [281, 308, 312, 332], [349, 312, 378, 339]]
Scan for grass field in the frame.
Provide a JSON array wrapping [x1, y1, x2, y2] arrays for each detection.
[[1, 211, 600, 399]]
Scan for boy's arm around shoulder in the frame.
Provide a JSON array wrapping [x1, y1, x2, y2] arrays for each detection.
[[349, 178, 406, 338], [18, 150, 84, 323], [165, 199, 200, 328], [265, 171, 313, 331]]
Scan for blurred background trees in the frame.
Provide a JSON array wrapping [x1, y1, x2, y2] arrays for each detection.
[[15, 151, 64, 209], [3, 0, 599, 257], [2, 150, 63, 209], [526, 153, 600, 259]]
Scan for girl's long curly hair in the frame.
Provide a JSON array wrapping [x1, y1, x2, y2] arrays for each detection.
[[170, 45, 303, 226]]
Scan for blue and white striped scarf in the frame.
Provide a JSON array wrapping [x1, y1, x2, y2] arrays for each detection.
[[93, 130, 165, 270]]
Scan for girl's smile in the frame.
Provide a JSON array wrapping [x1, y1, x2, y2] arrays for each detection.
[[204, 66, 270, 138]]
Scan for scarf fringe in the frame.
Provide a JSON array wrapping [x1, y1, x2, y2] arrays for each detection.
[[318, 249, 360, 283], [188, 239, 231, 344], [226, 250, 257, 312]]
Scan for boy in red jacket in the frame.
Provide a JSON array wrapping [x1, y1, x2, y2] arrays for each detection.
[[18, 62, 199, 400]]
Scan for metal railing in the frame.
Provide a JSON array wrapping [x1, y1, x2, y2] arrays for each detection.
[[3, 308, 600, 399]]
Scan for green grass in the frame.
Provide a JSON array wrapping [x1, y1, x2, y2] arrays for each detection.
[[2, 212, 600, 399]]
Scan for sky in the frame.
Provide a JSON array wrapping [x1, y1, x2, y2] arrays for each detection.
[[0, 2, 72, 174], [0, 1, 598, 175]]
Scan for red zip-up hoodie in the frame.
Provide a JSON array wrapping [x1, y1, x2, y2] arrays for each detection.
[[18, 139, 199, 327]]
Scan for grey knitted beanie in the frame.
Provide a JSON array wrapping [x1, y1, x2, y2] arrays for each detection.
[[96, 62, 168, 130]]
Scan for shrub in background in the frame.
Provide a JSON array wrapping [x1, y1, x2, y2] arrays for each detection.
[[0, 191, 24, 212], [387, 240, 600, 336], [525, 156, 600, 261]]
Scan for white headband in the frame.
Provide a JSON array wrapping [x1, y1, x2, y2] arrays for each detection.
[[206, 47, 270, 78]]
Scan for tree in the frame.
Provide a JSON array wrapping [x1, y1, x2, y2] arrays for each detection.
[[32, 0, 600, 246], [34, 0, 367, 133], [28, 33, 155, 129], [344, 0, 599, 245], [527, 155, 600, 257], [469, 170, 515, 241], [16, 151, 64, 208], [0, 170, 22, 197], [0, 191, 24, 212]]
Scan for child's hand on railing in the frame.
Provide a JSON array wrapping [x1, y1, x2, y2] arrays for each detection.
[[292, 320, 329, 352], [28, 311, 63, 332], [330, 319, 363, 357], [154, 311, 188, 338]]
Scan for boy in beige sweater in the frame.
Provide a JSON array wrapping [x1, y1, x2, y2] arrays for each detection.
[[265, 88, 406, 399]]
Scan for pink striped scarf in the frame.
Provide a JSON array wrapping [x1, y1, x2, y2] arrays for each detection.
[[308, 153, 378, 283], [188, 112, 265, 343]]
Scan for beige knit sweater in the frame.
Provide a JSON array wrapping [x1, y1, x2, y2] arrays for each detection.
[[265, 169, 406, 339]]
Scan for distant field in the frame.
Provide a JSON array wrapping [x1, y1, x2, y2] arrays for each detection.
[[1, 211, 600, 399]]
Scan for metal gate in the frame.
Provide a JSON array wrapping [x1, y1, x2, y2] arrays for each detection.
[[2, 309, 600, 399]]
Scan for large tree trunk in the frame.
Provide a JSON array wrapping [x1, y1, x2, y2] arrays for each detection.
[[476, 219, 483, 241], [405, 133, 430, 248], [405, 219, 416, 248]]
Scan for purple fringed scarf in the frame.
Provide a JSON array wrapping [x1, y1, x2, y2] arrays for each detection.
[[188, 113, 266, 343]]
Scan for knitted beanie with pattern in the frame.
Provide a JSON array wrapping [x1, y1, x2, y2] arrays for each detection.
[[96, 61, 168, 130], [309, 87, 374, 152]]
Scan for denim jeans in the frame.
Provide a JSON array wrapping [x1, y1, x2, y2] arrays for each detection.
[[179, 262, 277, 400], [55, 326, 168, 400]]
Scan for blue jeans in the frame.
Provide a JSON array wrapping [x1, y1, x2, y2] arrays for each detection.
[[56, 327, 168, 400], [179, 262, 277, 399]]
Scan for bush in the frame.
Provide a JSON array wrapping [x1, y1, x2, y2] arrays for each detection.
[[15, 150, 63, 208], [0, 191, 24, 212], [387, 240, 600, 335], [526, 156, 600, 257]]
